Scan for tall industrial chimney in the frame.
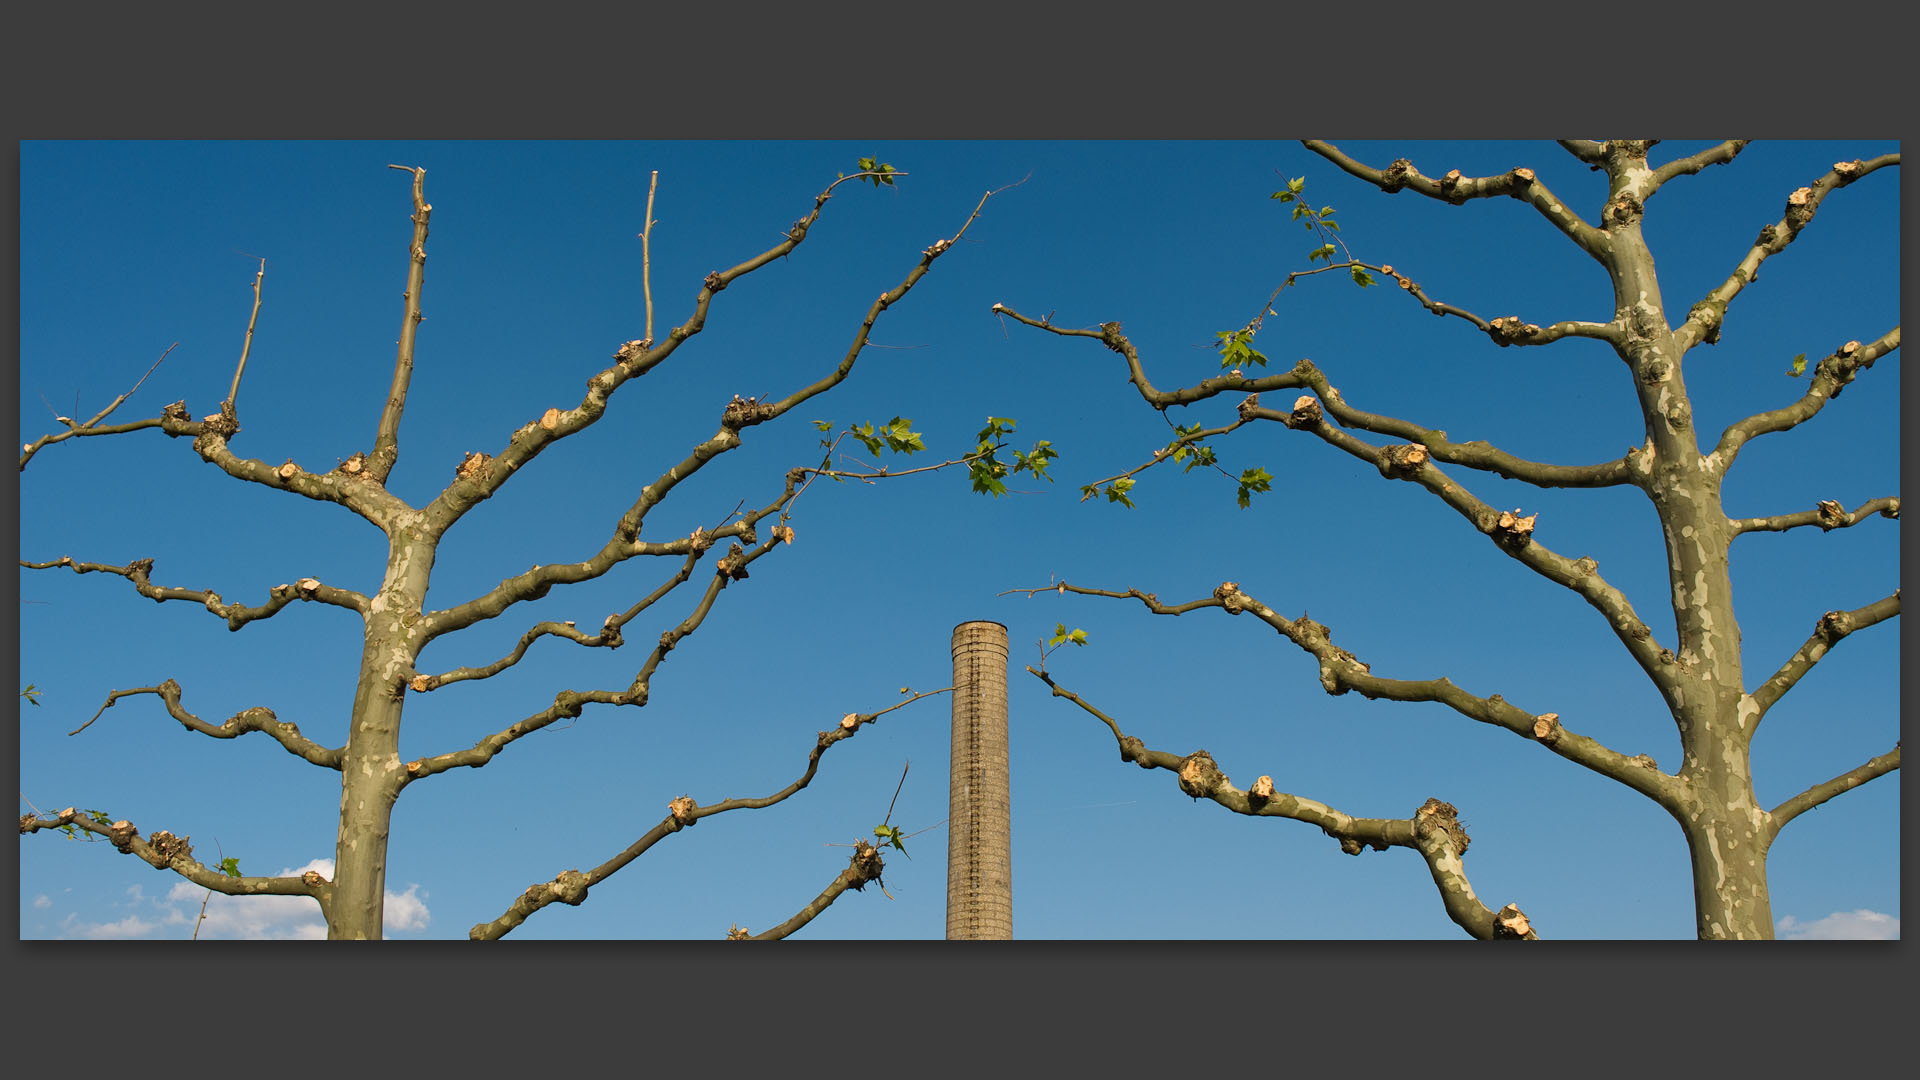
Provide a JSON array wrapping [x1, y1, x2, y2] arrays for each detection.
[[947, 620, 1011, 940]]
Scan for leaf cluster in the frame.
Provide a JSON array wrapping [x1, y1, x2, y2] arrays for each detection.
[[1274, 176, 1373, 288], [969, 417, 1056, 497]]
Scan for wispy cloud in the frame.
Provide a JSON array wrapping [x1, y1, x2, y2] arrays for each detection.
[[55, 858, 430, 940], [33, 894, 52, 909], [1776, 909, 1899, 940]]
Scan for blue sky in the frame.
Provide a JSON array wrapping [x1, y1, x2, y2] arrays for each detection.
[[16, 140, 1899, 939]]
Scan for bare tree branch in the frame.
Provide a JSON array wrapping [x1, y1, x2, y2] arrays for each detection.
[[19, 555, 370, 623], [1010, 581, 1685, 809], [1729, 497, 1900, 538], [1745, 591, 1900, 730], [1765, 745, 1901, 842], [1675, 154, 1898, 352], [19, 808, 332, 907], [729, 842, 889, 940], [1302, 140, 1610, 262], [19, 343, 177, 470], [1557, 140, 1607, 164], [224, 259, 267, 412], [367, 166, 431, 485], [467, 689, 949, 939], [1261, 406, 1672, 679], [1026, 666, 1538, 940], [1253, 360, 1638, 488], [641, 169, 659, 343], [1708, 329, 1901, 470], [1647, 140, 1749, 193], [64, 680, 344, 767]]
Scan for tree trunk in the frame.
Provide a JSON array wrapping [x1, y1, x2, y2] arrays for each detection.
[[326, 530, 436, 939]]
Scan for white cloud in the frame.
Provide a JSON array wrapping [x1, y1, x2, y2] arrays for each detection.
[[1777, 909, 1899, 940], [68, 911, 159, 939], [33, 894, 52, 909], [57, 857, 430, 940]]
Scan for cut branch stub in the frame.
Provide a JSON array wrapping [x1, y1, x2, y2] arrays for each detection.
[[108, 820, 139, 851], [1120, 735, 1151, 767], [849, 839, 886, 889], [1286, 395, 1323, 429], [1818, 610, 1854, 639], [1176, 750, 1228, 799], [668, 795, 698, 826], [1606, 194, 1644, 226], [1815, 500, 1849, 530], [1249, 775, 1276, 803], [1493, 904, 1534, 939], [1235, 393, 1262, 422], [1378, 443, 1430, 480], [1492, 508, 1537, 550], [1214, 582, 1245, 613], [1382, 158, 1414, 191], [726, 924, 751, 940], [1487, 316, 1542, 346], [1784, 187, 1816, 231], [549, 869, 590, 906], [146, 830, 192, 866], [1413, 798, 1469, 857], [1531, 713, 1562, 742], [455, 452, 491, 481]]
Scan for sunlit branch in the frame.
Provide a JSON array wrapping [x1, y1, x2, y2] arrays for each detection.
[[990, 304, 1310, 409], [190, 435, 415, 527], [19, 809, 333, 908], [641, 169, 659, 342], [224, 259, 267, 413], [1647, 140, 1749, 193], [1026, 667, 1538, 940], [1355, 263, 1622, 349], [730, 842, 889, 940], [1765, 745, 1901, 842], [1745, 591, 1900, 729], [413, 552, 703, 691], [1556, 140, 1607, 164], [368, 166, 430, 485], [19, 343, 177, 470], [467, 689, 949, 939], [19, 555, 370, 623], [1250, 361, 1636, 488], [1729, 497, 1899, 538], [1267, 405, 1671, 681], [1302, 140, 1610, 262], [1009, 580, 1684, 808], [1707, 328, 1900, 470], [64, 679, 343, 768], [421, 461, 801, 644], [419, 170, 959, 537], [1675, 154, 1899, 353], [408, 533, 797, 773]]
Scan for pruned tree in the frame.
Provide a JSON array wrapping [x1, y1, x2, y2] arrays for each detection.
[[18, 158, 1021, 939], [995, 139, 1898, 939]]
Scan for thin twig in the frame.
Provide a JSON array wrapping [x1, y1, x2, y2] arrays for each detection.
[[225, 259, 266, 411], [640, 170, 660, 345]]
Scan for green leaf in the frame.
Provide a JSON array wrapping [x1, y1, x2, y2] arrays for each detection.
[[1786, 352, 1807, 377], [21, 684, 41, 706], [882, 416, 924, 454], [1320, 219, 1340, 233], [1351, 267, 1375, 288], [1273, 191, 1294, 203], [89, 809, 111, 825], [813, 420, 834, 432], [1013, 440, 1057, 482], [1105, 477, 1136, 508], [1287, 176, 1306, 194], [1184, 445, 1217, 473], [217, 857, 242, 877], [1236, 466, 1273, 509], [874, 823, 908, 856]]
